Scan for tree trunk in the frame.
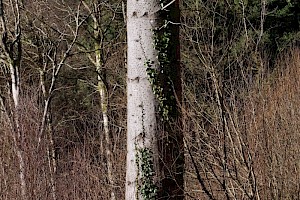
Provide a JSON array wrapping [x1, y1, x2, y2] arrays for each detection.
[[81, 1, 117, 199], [0, 1, 27, 198], [39, 69, 57, 200], [95, 37, 116, 200], [126, 1, 159, 199], [126, 0, 183, 199]]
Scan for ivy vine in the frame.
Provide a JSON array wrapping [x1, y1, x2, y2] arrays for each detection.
[[136, 147, 157, 200], [135, 104, 157, 200], [136, 1, 177, 199], [145, 0, 175, 122]]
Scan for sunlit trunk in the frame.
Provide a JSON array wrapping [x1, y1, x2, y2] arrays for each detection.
[[39, 70, 57, 200], [91, 2, 116, 199], [126, 0, 183, 199], [126, 0, 160, 199]]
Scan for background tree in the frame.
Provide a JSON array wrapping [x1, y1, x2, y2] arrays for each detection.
[[0, 0, 27, 198], [76, 1, 126, 199], [181, 0, 300, 199]]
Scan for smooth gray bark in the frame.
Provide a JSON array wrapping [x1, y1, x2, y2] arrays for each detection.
[[126, 0, 160, 199]]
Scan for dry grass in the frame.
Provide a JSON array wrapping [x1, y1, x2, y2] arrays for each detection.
[[1, 48, 300, 199], [184, 48, 300, 199]]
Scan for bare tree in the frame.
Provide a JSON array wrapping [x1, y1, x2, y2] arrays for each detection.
[[0, 0, 27, 199], [72, 1, 126, 199], [28, 3, 84, 200]]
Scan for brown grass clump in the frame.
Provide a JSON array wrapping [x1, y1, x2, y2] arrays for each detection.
[[247, 48, 300, 199], [184, 47, 300, 199], [0, 41, 299, 200]]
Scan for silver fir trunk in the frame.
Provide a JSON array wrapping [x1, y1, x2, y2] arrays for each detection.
[[125, 0, 160, 199]]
